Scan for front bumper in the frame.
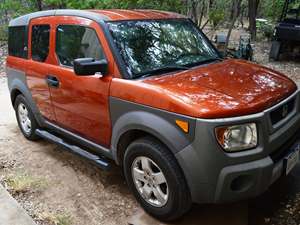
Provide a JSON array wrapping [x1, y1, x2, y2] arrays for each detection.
[[176, 89, 300, 204], [215, 139, 300, 203]]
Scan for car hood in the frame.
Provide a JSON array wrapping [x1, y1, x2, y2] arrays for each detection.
[[140, 59, 297, 118], [111, 59, 297, 118]]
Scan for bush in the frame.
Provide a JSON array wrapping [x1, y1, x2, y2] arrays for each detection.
[[0, 25, 8, 41], [256, 20, 274, 40], [209, 9, 225, 29], [261, 23, 274, 39]]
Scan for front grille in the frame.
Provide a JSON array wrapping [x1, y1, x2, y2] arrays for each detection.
[[270, 98, 295, 125]]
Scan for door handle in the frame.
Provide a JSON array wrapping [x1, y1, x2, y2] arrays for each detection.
[[46, 75, 59, 88]]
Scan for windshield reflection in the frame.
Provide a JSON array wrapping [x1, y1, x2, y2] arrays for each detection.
[[108, 19, 219, 78]]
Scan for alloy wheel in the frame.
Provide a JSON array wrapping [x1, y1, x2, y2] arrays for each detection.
[[17, 103, 32, 135], [131, 156, 169, 207]]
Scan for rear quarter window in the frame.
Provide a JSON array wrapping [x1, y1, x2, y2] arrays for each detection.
[[31, 25, 50, 62], [8, 26, 28, 58]]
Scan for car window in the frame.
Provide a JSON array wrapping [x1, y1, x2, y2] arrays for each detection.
[[8, 26, 28, 58], [56, 25, 105, 67], [31, 25, 50, 62]]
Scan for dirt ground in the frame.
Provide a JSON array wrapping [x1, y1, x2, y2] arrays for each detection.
[[0, 40, 300, 225]]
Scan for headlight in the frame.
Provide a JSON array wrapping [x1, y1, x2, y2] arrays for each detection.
[[215, 123, 257, 152]]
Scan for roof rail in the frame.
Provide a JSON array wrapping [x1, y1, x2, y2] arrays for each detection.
[[9, 9, 109, 27]]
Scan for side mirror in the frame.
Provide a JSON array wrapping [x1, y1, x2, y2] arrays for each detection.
[[73, 58, 108, 76]]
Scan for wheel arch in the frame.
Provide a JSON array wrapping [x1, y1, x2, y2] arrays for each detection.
[[110, 109, 195, 166], [10, 88, 23, 106], [115, 129, 157, 166], [8, 79, 44, 127]]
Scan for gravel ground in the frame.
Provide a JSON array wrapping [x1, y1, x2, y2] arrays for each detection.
[[0, 40, 300, 225], [253, 41, 300, 83], [0, 42, 7, 77]]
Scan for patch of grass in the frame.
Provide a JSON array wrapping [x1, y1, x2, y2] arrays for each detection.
[[5, 171, 47, 194], [39, 211, 73, 225]]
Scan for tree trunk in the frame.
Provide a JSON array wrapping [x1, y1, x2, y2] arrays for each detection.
[[206, 0, 214, 18], [36, 0, 43, 11], [190, 0, 198, 23], [2, 0, 9, 24], [248, 0, 260, 41], [198, 1, 206, 26], [240, 6, 244, 28], [224, 0, 242, 55], [4, 9, 9, 24], [183, 0, 189, 15]]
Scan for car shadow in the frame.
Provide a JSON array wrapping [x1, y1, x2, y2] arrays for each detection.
[[128, 202, 248, 225], [248, 163, 300, 225]]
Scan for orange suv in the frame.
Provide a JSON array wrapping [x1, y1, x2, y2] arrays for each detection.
[[6, 9, 300, 221]]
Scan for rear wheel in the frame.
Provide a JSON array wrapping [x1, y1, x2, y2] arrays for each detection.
[[14, 95, 40, 141], [269, 41, 281, 61], [123, 136, 191, 221]]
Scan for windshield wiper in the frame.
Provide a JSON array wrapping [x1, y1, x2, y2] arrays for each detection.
[[185, 57, 222, 68], [136, 65, 190, 79]]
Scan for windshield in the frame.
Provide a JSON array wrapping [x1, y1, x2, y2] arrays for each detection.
[[107, 19, 220, 79]]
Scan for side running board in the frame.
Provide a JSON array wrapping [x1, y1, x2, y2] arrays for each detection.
[[35, 129, 110, 170]]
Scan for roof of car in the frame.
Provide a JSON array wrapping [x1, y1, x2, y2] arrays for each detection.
[[89, 9, 185, 21], [9, 9, 186, 27]]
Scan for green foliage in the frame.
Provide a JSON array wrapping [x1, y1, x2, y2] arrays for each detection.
[[257, 22, 274, 40], [0, 0, 291, 43], [55, 213, 73, 225], [209, 9, 225, 29], [260, 0, 285, 21], [0, 0, 36, 18], [5, 171, 48, 194], [0, 25, 8, 41], [39, 211, 73, 225], [0, 0, 289, 21]]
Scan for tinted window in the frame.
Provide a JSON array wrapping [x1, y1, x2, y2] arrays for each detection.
[[108, 20, 219, 78], [8, 26, 28, 58], [31, 25, 50, 62], [56, 25, 105, 67]]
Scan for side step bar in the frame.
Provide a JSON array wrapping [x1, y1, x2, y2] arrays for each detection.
[[35, 129, 110, 170]]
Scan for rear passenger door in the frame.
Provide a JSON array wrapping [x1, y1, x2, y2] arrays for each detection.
[[47, 17, 113, 147], [26, 19, 55, 121]]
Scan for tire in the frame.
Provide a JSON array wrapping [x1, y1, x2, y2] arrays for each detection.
[[269, 41, 281, 61], [123, 136, 191, 221], [14, 95, 40, 141]]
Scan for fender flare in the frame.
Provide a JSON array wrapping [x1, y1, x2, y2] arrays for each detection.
[[110, 110, 195, 164]]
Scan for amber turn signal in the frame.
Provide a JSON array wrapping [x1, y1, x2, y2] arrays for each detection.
[[175, 120, 189, 133]]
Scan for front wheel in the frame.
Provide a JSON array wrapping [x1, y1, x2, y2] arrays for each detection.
[[123, 136, 191, 221]]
